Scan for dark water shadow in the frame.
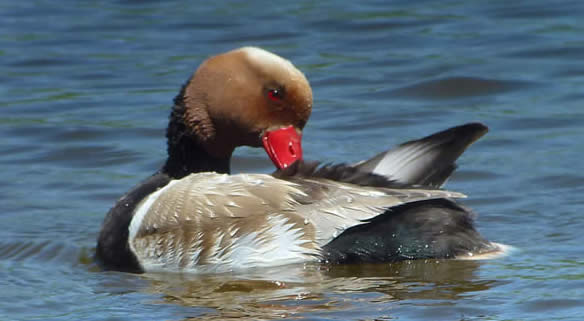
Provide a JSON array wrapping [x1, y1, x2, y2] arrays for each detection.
[[368, 76, 532, 101]]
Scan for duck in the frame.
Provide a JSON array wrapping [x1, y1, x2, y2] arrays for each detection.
[[96, 47, 504, 273]]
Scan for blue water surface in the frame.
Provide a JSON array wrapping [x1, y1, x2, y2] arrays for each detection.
[[1, 1, 583, 320]]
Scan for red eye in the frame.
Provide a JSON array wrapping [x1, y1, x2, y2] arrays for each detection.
[[268, 88, 284, 101]]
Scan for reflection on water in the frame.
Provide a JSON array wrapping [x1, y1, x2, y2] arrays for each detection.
[[127, 260, 499, 320]]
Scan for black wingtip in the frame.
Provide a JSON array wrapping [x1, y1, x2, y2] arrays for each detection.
[[456, 122, 489, 143], [402, 122, 488, 148]]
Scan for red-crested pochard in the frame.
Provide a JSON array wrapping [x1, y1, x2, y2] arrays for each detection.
[[96, 47, 504, 273]]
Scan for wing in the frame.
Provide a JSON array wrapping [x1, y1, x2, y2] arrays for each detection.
[[287, 176, 465, 247], [128, 173, 320, 272], [354, 123, 488, 187]]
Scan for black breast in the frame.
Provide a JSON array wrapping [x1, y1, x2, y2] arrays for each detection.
[[96, 172, 171, 272]]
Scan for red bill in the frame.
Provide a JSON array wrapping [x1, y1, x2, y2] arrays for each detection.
[[261, 125, 303, 169]]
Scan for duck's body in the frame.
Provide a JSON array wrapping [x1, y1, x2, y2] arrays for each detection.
[[96, 47, 502, 273], [127, 166, 493, 273]]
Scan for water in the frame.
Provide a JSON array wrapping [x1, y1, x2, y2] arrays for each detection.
[[2, 1, 583, 320]]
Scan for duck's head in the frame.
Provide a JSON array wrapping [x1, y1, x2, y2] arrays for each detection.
[[177, 46, 313, 169]]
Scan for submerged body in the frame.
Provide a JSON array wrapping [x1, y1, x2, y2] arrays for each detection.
[[96, 47, 502, 273]]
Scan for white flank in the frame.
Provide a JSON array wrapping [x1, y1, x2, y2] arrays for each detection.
[[126, 173, 316, 273], [227, 214, 314, 269], [127, 179, 180, 268], [185, 232, 203, 269], [168, 214, 315, 274]]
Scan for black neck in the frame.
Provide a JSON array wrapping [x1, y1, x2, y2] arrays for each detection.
[[162, 138, 230, 179], [162, 91, 230, 179]]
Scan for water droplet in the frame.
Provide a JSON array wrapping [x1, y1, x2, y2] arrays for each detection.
[[303, 218, 309, 225], [468, 252, 474, 257], [424, 244, 429, 248], [392, 234, 396, 238]]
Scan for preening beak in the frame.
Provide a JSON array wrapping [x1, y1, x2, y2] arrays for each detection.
[[261, 125, 303, 169]]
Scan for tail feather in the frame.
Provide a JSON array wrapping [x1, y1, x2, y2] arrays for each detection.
[[354, 123, 488, 187]]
